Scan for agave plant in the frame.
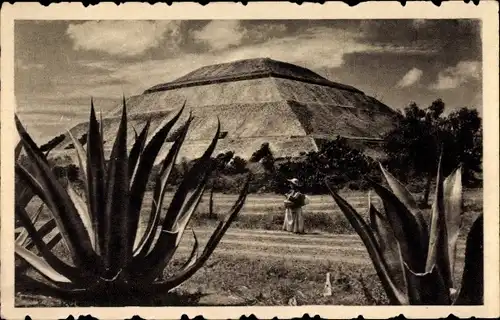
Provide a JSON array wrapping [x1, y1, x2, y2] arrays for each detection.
[[14, 98, 249, 304], [327, 157, 483, 305], [15, 141, 62, 255]]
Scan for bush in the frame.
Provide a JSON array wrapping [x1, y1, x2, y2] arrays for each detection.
[[270, 138, 375, 194]]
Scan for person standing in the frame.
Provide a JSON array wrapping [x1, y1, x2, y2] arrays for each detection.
[[283, 178, 309, 234]]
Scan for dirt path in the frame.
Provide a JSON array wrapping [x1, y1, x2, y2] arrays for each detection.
[[175, 228, 467, 265]]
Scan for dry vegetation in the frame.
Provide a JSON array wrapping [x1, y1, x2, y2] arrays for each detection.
[[16, 189, 481, 307]]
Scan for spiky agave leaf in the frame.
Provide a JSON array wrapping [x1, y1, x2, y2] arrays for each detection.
[[16, 203, 44, 246], [179, 229, 199, 270], [127, 103, 186, 249], [379, 164, 429, 255], [425, 154, 452, 290], [133, 115, 192, 256], [87, 98, 107, 257], [208, 187, 215, 218], [67, 183, 95, 251], [326, 184, 408, 305], [67, 130, 88, 192], [15, 140, 23, 161], [404, 263, 451, 305], [15, 118, 98, 271], [368, 179, 428, 273], [15, 202, 89, 285], [15, 244, 72, 285], [128, 118, 151, 180], [443, 165, 463, 283], [454, 214, 483, 305], [102, 99, 130, 277], [152, 178, 250, 292], [368, 203, 407, 295], [135, 120, 219, 281]]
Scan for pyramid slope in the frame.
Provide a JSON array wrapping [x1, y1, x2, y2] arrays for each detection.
[[52, 58, 400, 162], [145, 58, 362, 94]]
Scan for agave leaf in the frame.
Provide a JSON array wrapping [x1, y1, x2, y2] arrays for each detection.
[[131, 230, 179, 282], [367, 191, 381, 243], [16, 229, 30, 246], [15, 114, 49, 164], [128, 103, 186, 249], [15, 140, 23, 161], [369, 180, 428, 273], [25, 220, 62, 252], [129, 119, 151, 180], [136, 122, 217, 279], [379, 164, 429, 253], [103, 99, 130, 275], [425, 154, 452, 289], [67, 130, 88, 189], [15, 122, 97, 269], [32, 219, 57, 242], [179, 230, 199, 270], [443, 165, 463, 282], [15, 244, 72, 284], [404, 263, 451, 305], [173, 174, 209, 246], [161, 118, 219, 233], [25, 218, 59, 251], [133, 116, 191, 256], [99, 107, 105, 147], [454, 214, 483, 305], [132, 125, 139, 140], [16, 203, 44, 246], [153, 179, 249, 292], [46, 233, 63, 251], [67, 184, 95, 250], [16, 181, 36, 210], [87, 98, 107, 256], [15, 203, 87, 283], [16, 273, 87, 299], [369, 203, 407, 295], [208, 187, 215, 218], [327, 185, 408, 305]]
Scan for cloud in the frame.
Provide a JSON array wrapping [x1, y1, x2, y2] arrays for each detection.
[[243, 23, 288, 42], [66, 21, 181, 57], [430, 60, 481, 90], [192, 20, 246, 51], [19, 23, 447, 123], [77, 60, 122, 71], [74, 26, 441, 100], [397, 68, 423, 87]]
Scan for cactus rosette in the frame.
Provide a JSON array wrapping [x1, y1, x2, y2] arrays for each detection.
[[14, 98, 249, 304], [327, 157, 483, 305]]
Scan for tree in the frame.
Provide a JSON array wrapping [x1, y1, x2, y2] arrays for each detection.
[[442, 107, 482, 184], [383, 100, 443, 205], [384, 100, 483, 204]]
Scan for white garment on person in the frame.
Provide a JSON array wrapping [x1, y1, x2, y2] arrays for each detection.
[[283, 191, 309, 233]]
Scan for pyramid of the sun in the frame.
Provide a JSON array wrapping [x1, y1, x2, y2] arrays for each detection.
[[51, 58, 400, 163]]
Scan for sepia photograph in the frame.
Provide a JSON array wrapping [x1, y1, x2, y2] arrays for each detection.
[[1, 2, 498, 319]]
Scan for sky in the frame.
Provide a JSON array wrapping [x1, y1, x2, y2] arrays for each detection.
[[13, 19, 482, 144]]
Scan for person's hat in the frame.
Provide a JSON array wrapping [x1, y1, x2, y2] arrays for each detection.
[[287, 178, 301, 186]]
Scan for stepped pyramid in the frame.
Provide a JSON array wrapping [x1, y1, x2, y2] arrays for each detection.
[[51, 58, 400, 163]]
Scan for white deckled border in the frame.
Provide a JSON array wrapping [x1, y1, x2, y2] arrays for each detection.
[[1, 2, 499, 319]]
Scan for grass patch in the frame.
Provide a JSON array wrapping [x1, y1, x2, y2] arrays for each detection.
[[16, 253, 387, 307]]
